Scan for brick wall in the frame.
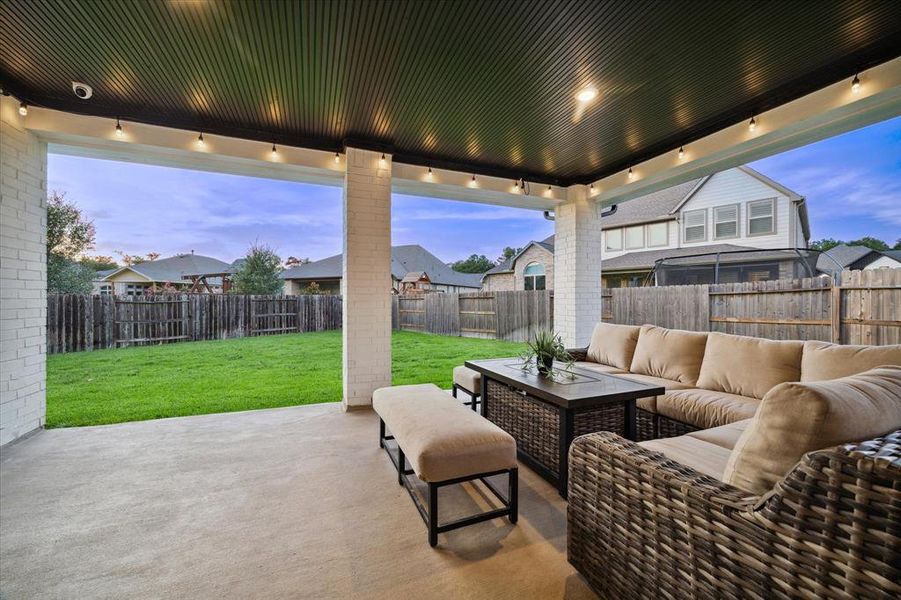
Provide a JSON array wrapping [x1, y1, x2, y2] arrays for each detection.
[[553, 185, 604, 347], [481, 272, 514, 292], [513, 244, 555, 291], [342, 148, 392, 408], [1, 97, 47, 446]]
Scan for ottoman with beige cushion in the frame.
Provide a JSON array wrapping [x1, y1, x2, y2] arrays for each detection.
[[452, 365, 481, 410], [372, 383, 518, 547]]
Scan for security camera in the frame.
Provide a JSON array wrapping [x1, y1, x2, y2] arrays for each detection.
[[72, 82, 93, 99]]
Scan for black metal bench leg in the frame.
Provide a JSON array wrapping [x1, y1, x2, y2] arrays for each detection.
[[398, 447, 405, 486], [379, 418, 385, 448], [509, 468, 519, 524], [470, 390, 479, 411], [452, 384, 458, 398], [428, 482, 439, 547]]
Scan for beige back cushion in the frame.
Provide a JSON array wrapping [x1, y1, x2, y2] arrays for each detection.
[[586, 323, 641, 370], [723, 366, 901, 495], [801, 341, 901, 381], [696, 332, 803, 399], [628, 325, 708, 385]]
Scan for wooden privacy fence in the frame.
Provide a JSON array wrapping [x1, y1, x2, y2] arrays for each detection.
[[48, 294, 342, 354], [392, 290, 553, 341], [602, 269, 900, 345]]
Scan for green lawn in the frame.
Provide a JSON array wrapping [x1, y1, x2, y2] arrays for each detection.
[[47, 330, 525, 428]]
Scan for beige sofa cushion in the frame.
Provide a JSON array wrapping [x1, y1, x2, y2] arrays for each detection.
[[697, 332, 803, 399], [686, 419, 751, 450], [616, 374, 694, 412], [629, 325, 708, 385], [574, 361, 627, 376], [640, 436, 732, 479], [372, 384, 516, 483], [724, 366, 901, 495], [586, 323, 642, 370], [801, 341, 901, 381], [658, 388, 759, 430]]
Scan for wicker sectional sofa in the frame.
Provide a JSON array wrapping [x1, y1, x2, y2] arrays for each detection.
[[566, 323, 901, 599]]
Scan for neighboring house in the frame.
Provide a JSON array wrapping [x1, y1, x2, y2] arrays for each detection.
[[482, 165, 811, 290], [280, 244, 483, 294], [817, 244, 901, 275], [93, 253, 234, 295]]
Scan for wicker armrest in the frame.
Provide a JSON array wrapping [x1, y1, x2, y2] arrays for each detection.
[[565, 346, 588, 362]]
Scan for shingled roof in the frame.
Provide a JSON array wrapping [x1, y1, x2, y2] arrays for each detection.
[[280, 245, 482, 289]]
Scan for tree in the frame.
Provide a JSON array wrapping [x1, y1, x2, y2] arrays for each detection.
[[299, 281, 328, 295], [46, 191, 96, 293], [232, 243, 283, 294], [810, 236, 891, 252], [498, 246, 522, 263], [115, 251, 160, 266], [47, 191, 95, 259], [809, 238, 842, 252], [285, 256, 310, 268], [895, 239, 901, 251], [48, 255, 95, 294], [846, 236, 890, 251], [452, 254, 494, 273], [80, 255, 118, 271]]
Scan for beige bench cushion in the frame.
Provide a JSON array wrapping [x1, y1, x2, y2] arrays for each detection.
[[801, 341, 901, 382], [372, 384, 516, 483], [616, 374, 694, 412], [452, 365, 481, 393], [658, 388, 759, 430], [586, 323, 641, 370], [697, 332, 803, 399], [629, 325, 708, 385], [640, 436, 732, 479], [724, 366, 901, 495], [574, 361, 627, 376]]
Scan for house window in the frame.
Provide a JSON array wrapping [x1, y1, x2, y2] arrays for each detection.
[[605, 229, 622, 251], [125, 283, 149, 296], [646, 222, 668, 247], [683, 209, 706, 242], [747, 199, 775, 236], [99, 283, 112, 296], [625, 225, 644, 249], [523, 262, 546, 291], [714, 204, 740, 239]]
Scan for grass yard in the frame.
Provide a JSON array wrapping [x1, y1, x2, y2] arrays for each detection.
[[47, 330, 525, 428]]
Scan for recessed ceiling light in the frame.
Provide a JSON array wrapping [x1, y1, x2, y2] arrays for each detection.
[[575, 87, 598, 103]]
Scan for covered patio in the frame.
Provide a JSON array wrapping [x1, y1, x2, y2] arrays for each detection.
[[1, 403, 589, 598], [2, 1, 901, 598]]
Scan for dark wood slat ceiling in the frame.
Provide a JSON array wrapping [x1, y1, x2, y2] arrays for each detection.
[[1, 0, 899, 185]]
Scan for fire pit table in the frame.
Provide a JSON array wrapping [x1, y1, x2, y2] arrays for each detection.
[[464, 358, 663, 497]]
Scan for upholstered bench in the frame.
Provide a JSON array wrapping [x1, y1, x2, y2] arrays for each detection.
[[372, 383, 518, 547], [452, 365, 481, 410]]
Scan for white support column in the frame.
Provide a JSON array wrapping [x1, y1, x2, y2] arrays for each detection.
[[342, 148, 392, 409], [553, 185, 603, 348], [1, 97, 48, 446]]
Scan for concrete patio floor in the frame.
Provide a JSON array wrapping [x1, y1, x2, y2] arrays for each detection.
[[0, 402, 597, 599]]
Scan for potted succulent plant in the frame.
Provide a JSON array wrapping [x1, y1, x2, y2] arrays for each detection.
[[522, 329, 572, 378]]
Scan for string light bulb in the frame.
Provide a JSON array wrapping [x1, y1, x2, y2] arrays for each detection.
[[115, 118, 123, 137], [851, 73, 861, 94], [18, 102, 27, 116], [427, 166, 432, 178], [197, 132, 205, 146], [380, 153, 387, 167], [628, 167, 635, 181], [678, 146, 685, 159], [749, 116, 757, 131], [334, 152, 340, 163], [271, 143, 278, 155]]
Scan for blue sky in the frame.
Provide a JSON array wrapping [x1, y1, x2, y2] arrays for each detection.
[[48, 116, 900, 264]]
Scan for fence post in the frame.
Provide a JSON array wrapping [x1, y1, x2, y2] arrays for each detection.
[[831, 283, 842, 344]]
